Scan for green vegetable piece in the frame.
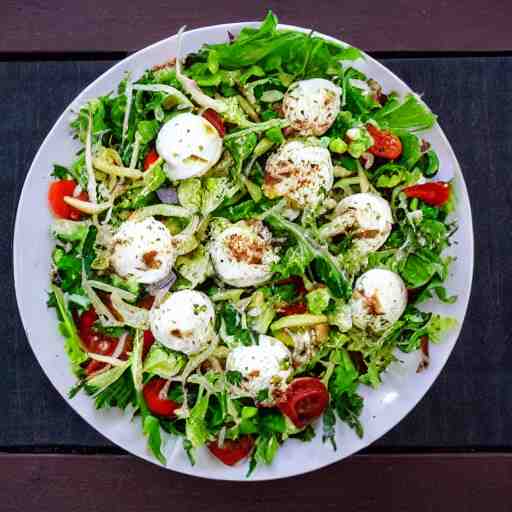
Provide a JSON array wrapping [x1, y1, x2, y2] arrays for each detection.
[[253, 137, 275, 157], [420, 150, 440, 177], [243, 177, 263, 202], [137, 120, 160, 144], [186, 387, 210, 448], [265, 126, 285, 144], [175, 245, 214, 288], [143, 344, 186, 379], [51, 284, 88, 374], [306, 287, 331, 315], [270, 314, 328, 331], [239, 65, 266, 85], [329, 137, 348, 154], [81, 225, 97, 279], [178, 178, 203, 212], [51, 219, 89, 242], [207, 49, 220, 74], [202, 176, 239, 216], [372, 93, 437, 132], [260, 90, 284, 103], [84, 360, 131, 397]]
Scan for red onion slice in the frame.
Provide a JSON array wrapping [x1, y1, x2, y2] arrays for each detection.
[[156, 187, 179, 204], [147, 271, 177, 296]]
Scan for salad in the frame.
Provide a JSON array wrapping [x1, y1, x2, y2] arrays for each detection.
[[47, 12, 457, 475]]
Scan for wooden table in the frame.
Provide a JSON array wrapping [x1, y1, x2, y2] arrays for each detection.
[[3, 2, 512, 510]]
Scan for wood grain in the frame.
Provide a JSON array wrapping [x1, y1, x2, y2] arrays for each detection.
[[3, 0, 512, 54], [2, 453, 512, 511], [3, 57, 512, 450]]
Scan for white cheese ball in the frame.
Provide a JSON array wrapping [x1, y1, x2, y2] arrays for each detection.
[[156, 112, 222, 180], [149, 290, 215, 354], [320, 193, 393, 254], [264, 140, 334, 208], [351, 269, 407, 333], [111, 217, 175, 284], [226, 335, 292, 398], [209, 220, 278, 287], [282, 78, 341, 136]]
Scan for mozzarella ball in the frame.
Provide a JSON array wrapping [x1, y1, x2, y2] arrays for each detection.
[[264, 140, 334, 208], [282, 78, 341, 136], [209, 220, 278, 287], [319, 193, 393, 254], [351, 269, 407, 332], [149, 290, 215, 354], [226, 335, 292, 398], [111, 217, 175, 284], [156, 112, 222, 180]]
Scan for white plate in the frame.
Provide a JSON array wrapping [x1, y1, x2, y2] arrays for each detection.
[[13, 22, 474, 481]]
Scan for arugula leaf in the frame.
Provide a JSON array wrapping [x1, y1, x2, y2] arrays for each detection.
[[94, 370, 136, 410], [259, 408, 286, 434], [143, 415, 166, 465], [398, 132, 423, 170], [51, 284, 87, 374], [83, 360, 131, 397], [329, 350, 359, 396], [373, 93, 436, 132], [221, 303, 256, 346], [291, 424, 316, 442], [183, 438, 196, 465], [272, 242, 314, 278], [82, 225, 97, 279], [334, 392, 364, 438], [185, 387, 210, 448], [327, 349, 364, 438], [138, 391, 166, 464], [268, 213, 350, 299], [52, 164, 70, 179], [226, 370, 243, 386], [247, 433, 280, 477], [322, 405, 337, 450]]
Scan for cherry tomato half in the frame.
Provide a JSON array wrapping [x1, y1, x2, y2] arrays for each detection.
[[278, 303, 308, 316], [48, 180, 88, 220], [366, 124, 402, 160], [78, 308, 120, 376], [143, 148, 159, 171], [208, 436, 254, 466], [143, 378, 180, 417], [277, 377, 330, 428], [202, 109, 226, 137], [143, 329, 156, 359], [403, 181, 451, 206]]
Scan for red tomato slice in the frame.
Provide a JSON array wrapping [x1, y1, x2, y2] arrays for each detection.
[[403, 181, 451, 206], [278, 303, 308, 315], [277, 377, 329, 428], [137, 294, 156, 310], [143, 378, 180, 417], [143, 148, 159, 171], [208, 436, 254, 466], [202, 109, 225, 137], [78, 308, 120, 375], [48, 180, 88, 220], [366, 124, 402, 160], [143, 330, 155, 359]]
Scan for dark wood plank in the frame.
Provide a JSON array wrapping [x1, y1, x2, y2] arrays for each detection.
[[3, 0, 512, 54], [2, 453, 512, 511], [3, 57, 512, 449]]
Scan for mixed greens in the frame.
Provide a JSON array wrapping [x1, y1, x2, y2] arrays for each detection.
[[47, 12, 457, 475]]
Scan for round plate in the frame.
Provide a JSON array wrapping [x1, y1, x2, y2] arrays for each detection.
[[13, 22, 473, 481]]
